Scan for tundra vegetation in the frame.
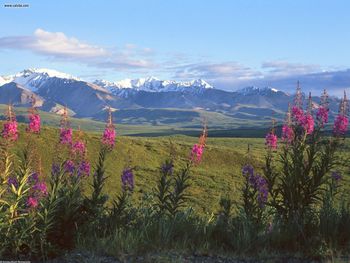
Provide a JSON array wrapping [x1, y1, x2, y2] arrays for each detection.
[[0, 87, 349, 261]]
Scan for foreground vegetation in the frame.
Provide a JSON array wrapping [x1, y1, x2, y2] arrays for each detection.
[[0, 89, 350, 261]]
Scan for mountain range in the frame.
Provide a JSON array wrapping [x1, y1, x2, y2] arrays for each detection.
[[0, 68, 343, 127]]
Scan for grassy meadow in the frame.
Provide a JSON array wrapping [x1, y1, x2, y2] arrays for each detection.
[[3, 122, 350, 214], [0, 104, 274, 137], [3, 122, 266, 213], [1, 113, 350, 261]]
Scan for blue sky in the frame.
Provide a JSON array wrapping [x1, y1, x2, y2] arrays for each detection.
[[0, 0, 350, 94]]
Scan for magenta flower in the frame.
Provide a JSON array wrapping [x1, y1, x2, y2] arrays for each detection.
[[101, 126, 116, 149], [301, 114, 314, 135], [78, 161, 90, 177], [33, 182, 48, 196], [27, 197, 39, 208], [316, 106, 329, 128], [292, 105, 314, 135], [27, 113, 41, 133], [1, 120, 18, 141], [291, 106, 304, 124], [191, 144, 204, 163], [265, 132, 277, 149], [317, 90, 329, 128], [101, 108, 116, 149], [59, 128, 73, 145], [281, 125, 294, 143], [333, 114, 349, 136], [72, 140, 86, 156]]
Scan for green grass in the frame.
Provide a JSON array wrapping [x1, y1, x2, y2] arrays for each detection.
[[0, 104, 274, 137], [2, 121, 350, 261], [3, 121, 349, 214], [5, 125, 264, 213]]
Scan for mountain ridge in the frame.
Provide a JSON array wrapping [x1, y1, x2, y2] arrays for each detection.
[[0, 68, 342, 126]]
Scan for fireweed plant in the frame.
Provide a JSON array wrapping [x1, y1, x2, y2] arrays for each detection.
[[107, 166, 135, 231], [83, 108, 116, 225], [26, 97, 41, 134], [154, 124, 208, 217], [0, 104, 47, 258], [219, 87, 350, 254], [0, 86, 349, 260], [262, 87, 350, 250]]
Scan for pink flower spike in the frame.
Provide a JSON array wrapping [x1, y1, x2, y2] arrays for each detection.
[[101, 126, 116, 149], [59, 128, 73, 145], [282, 125, 294, 143], [333, 115, 349, 136], [291, 106, 304, 125], [191, 144, 204, 164], [2, 120, 18, 141], [265, 132, 278, 149], [101, 107, 116, 149], [333, 92, 349, 136], [316, 107, 328, 128], [27, 197, 38, 208], [301, 114, 314, 135], [27, 113, 41, 133], [33, 182, 48, 196], [72, 140, 86, 156]]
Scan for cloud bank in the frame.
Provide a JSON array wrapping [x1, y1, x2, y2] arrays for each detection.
[[0, 29, 155, 71], [174, 60, 350, 96], [0, 29, 349, 96]]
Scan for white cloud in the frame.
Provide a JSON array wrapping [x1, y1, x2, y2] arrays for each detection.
[[32, 29, 108, 58], [173, 62, 262, 81], [0, 29, 349, 96], [261, 60, 321, 77], [0, 29, 155, 71], [172, 60, 350, 96]]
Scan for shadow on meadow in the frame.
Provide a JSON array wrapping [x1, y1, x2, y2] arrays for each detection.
[[0, 88, 350, 262]]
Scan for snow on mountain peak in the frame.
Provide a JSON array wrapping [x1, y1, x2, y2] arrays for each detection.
[[94, 77, 214, 97], [189, 79, 212, 89], [1, 68, 214, 96], [237, 86, 281, 95], [1, 68, 80, 92], [28, 68, 79, 80], [11, 68, 79, 81], [0, 76, 7, 86], [145, 76, 160, 82]]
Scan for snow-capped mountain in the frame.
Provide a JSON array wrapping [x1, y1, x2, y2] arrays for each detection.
[[1, 68, 79, 92], [2, 69, 214, 96], [94, 77, 213, 97], [236, 86, 282, 96], [0, 76, 7, 86], [0, 68, 342, 124]]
